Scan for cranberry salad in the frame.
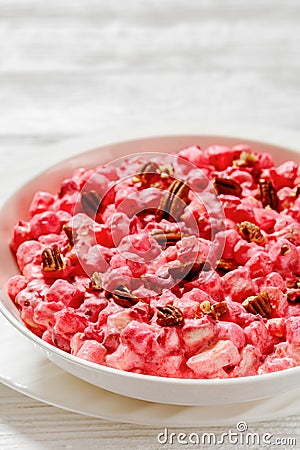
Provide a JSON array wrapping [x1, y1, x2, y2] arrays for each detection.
[[7, 144, 300, 379]]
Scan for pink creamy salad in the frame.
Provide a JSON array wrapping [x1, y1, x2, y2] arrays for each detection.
[[7, 144, 300, 379]]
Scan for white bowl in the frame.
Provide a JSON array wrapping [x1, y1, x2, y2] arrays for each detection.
[[1, 134, 300, 406]]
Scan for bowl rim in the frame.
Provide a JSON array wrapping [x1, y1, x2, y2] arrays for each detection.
[[1, 131, 300, 387], [1, 297, 300, 386]]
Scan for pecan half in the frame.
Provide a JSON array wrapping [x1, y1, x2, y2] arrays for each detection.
[[155, 179, 190, 221], [258, 179, 279, 211], [216, 259, 237, 276], [81, 190, 102, 217], [151, 229, 188, 247], [237, 221, 265, 245], [168, 261, 209, 281], [156, 305, 184, 327], [62, 224, 78, 249], [89, 272, 103, 291], [242, 291, 272, 318], [132, 162, 160, 184], [42, 247, 65, 272], [112, 285, 140, 308], [213, 177, 242, 197]]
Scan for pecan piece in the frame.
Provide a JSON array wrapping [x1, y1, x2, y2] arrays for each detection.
[[237, 221, 265, 245], [155, 179, 190, 221], [280, 244, 290, 256], [258, 179, 279, 211], [151, 229, 188, 247], [216, 259, 237, 276], [242, 291, 272, 318], [159, 163, 174, 179], [287, 289, 300, 303], [112, 285, 140, 308], [89, 272, 103, 291], [168, 261, 209, 281], [81, 190, 101, 217], [199, 300, 228, 319], [199, 300, 211, 314], [42, 247, 65, 272], [233, 151, 258, 168], [156, 305, 184, 327], [211, 301, 228, 319], [132, 162, 160, 184], [62, 224, 78, 249], [213, 177, 242, 197]]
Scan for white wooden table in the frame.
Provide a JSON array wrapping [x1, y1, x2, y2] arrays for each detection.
[[0, 0, 300, 448]]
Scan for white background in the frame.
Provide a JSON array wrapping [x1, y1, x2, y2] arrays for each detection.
[[0, 0, 300, 448]]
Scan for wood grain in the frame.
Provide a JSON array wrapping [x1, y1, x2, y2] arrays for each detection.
[[0, 0, 299, 448], [1, 384, 300, 450]]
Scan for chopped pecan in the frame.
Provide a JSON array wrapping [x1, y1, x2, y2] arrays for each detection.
[[81, 190, 102, 217], [258, 179, 279, 211], [159, 163, 174, 179], [62, 224, 78, 249], [213, 177, 242, 197], [132, 162, 160, 184], [233, 151, 258, 168], [199, 300, 228, 319], [242, 291, 272, 318], [168, 261, 209, 281], [287, 289, 300, 303], [237, 221, 265, 245], [199, 300, 212, 314], [112, 285, 140, 308], [151, 229, 188, 247], [42, 246, 65, 272], [89, 272, 103, 291], [211, 301, 228, 319], [296, 185, 300, 198], [155, 179, 190, 221], [280, 244, 290, 256], [216, 259, 237, 276], [156, 305, 184, 327]]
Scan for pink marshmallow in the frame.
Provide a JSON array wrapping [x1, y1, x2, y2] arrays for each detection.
[[29, 191, 55, 216], [187, 340, 241, 376], [46, 279, 85, 308], [75, 340, 107, 364], [30, 211, 62, 239]]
